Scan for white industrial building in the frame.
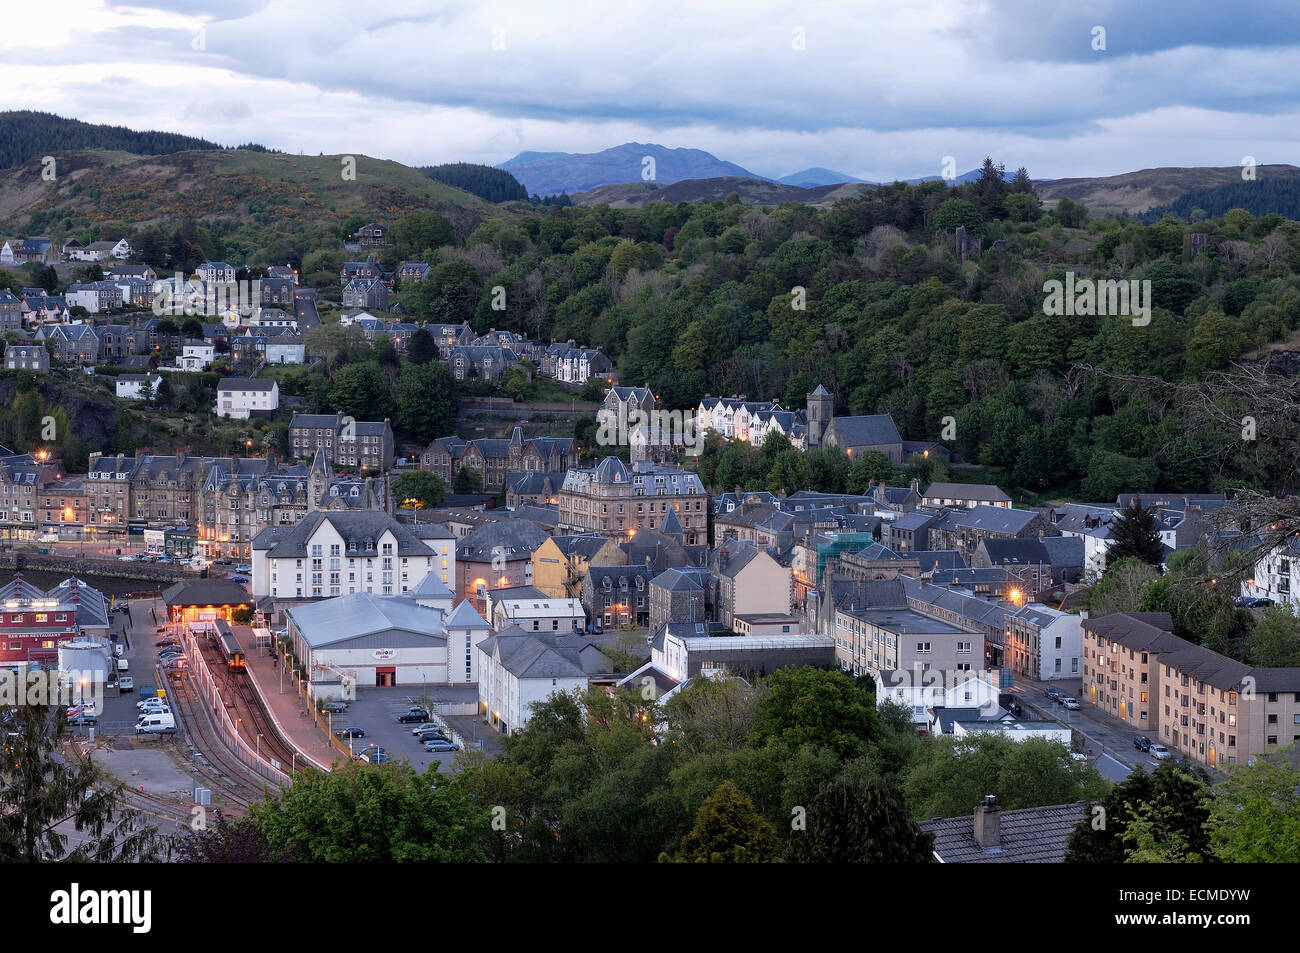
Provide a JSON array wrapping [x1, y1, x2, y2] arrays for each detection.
[[286, 588, 490, 696]]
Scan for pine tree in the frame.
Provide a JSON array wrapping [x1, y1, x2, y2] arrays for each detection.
[[1105, 500, 1166, 569], [0, 704, 166, 862]]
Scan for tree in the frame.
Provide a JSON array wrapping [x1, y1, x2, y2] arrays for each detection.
[[1207, 745, 1300, 862], [249, 761, 487, 862], [1249, 604, 1300, 667], [903, 735, 1110, 821], [1089, 556, 1160, 616], [452, 466, 484, 494], [407, 327, 438, 365], [393, 470, 446, 510], [503, 366, 530, 402], [1106, 500, 1165, 569], [753, 667, 878, 761], [668, 780, 781, 863], [327, 363, 391, 421], [395, 361, 456, 443], [175, 810, 296, 863], [788, 763, 933, 863], [1065, 761, 1210, 863], [0, 704, 166, 862]]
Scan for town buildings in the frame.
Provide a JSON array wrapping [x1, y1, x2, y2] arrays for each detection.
[[289, 413, 395, 472], [1081, 611, 1300, 768], [556, 458, 708, 545], [421, 427, 578, 493], [215, 378, 279, 418]]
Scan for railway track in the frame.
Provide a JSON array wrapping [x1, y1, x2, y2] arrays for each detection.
[[193, 636, 307, 775], [164, 669, 274, 804]]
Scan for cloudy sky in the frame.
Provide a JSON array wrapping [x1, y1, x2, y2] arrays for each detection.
[[3, 0, 1298, 180]]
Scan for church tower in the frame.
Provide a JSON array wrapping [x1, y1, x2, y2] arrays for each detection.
[[307, 447, 331, 512], [806, 384, 833, 449]]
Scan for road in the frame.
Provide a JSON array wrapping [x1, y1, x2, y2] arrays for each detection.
[[1005, 675, 1169, 773]]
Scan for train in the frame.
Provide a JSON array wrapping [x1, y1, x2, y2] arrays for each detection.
[[214, 619, 245, 671]]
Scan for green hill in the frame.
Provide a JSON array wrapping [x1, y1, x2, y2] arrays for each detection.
[[0, 147, 499, 236]]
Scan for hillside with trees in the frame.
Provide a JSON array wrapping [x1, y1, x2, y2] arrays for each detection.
[[0, 111, 226, 169]]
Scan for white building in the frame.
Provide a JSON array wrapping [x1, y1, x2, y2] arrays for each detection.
[[485, 585, 586, 634], [1246, 539, 1300, 607], [287, 591, 454, 696], [477, 626, 597, 736], [953, 720, 1072, 745], [873, 667, 1002, 728], [115, 373, 162, 400], [445, 598, 494, 684], [215, 377, 278, 418], [251, 511, 454, 600], [1008, 603, 1083, 682], [179, 343, 214, 371]]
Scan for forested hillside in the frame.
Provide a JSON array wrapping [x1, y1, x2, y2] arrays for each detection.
[[423, 162, 529, 202], [0, 111, 224, 169], [375, 158, 1300, 501]]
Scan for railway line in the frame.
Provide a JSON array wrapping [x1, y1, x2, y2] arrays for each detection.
[[163, 667, 272, 804], [191, 635, 305, 775]]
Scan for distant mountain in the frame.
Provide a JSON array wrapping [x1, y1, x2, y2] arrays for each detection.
[[777, 167, 867, 187], [498, 143, 767, 196], [0, 110, 228, 170], [498, 150, 569, 169]]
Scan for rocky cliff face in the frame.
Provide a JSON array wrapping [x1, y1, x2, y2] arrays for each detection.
[[0, 377, 119, 449]]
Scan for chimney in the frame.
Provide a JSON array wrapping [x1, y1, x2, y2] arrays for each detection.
[[973, 795, 1001, 849], [910, 478, 920, 493]]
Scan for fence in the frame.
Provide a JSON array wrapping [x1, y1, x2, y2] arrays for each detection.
[[178, 621, 290, 789]]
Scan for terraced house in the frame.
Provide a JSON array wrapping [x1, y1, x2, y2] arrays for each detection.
[[289, 412, 394, 471], [1082, 611, 1300, 768], [421, 426, 579, 493]]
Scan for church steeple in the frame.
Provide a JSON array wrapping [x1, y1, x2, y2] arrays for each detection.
[[308, 447, 331, 511]]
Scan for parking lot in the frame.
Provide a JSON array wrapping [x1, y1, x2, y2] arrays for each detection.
[[319, 686, 499, 773]]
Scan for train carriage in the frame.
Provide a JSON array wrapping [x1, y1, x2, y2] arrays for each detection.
[[215, 619, 245, 670]]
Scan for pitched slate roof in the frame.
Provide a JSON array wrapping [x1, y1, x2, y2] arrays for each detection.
[[255, 511, 435, 558], [479, 626, 591, 679], [919, 803, 1087, 863], [923, 482, 1012, 503], [829, 414, 901, 447]]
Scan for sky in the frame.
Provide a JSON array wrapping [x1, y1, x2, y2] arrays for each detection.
[[2, 0, 1299, 181]]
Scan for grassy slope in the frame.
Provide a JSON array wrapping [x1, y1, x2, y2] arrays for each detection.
[[0, 148, 496, 230], [1034, 164, 1300, 216]]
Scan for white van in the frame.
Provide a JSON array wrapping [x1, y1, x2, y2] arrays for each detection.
[[38, 533, 59, 543], [113, 643, 124, 658], [136, 712, 176, 734], [115, 657, 129, 672]]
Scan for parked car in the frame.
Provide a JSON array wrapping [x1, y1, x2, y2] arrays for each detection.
[[156, 638, 179, 648], [416, 730, 449, 743], [1133, 735, 1153, 752], [1062, 697, 1080, 710], [322, 701, 349, 714], [358, 745, 386, 763], [424, 739, 459, 752], [235, 563, 252, 573], [1234, 596, 1273, 608], [398, 710, 431, 724], [118, 676, 134, 692], [335, 726, 365, 738], [1149, 744, 1171, 760], [228, 575, 248, 583], [1045, 687, 1063, 703], [409, 722, 442, 735], [67, 713, 98, 726], [117, 554, 138, 562]]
